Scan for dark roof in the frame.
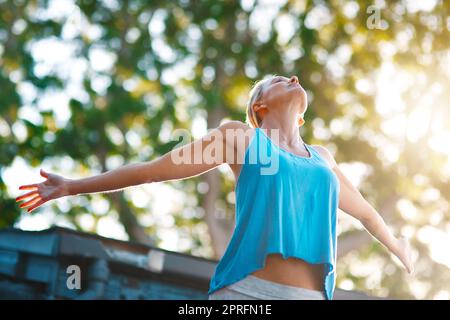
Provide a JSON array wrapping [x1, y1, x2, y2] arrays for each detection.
[[0, 226, 387, 300]]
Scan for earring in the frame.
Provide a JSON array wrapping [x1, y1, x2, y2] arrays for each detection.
[[298, 117, 305, 127]]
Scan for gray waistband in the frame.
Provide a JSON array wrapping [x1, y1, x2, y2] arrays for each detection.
[[227, 274, 326, 300]]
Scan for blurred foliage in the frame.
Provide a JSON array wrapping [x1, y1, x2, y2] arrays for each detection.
[[0, 0, 449, 299]]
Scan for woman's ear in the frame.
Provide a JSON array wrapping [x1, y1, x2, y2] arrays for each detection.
[[253, 102, 269, 119]]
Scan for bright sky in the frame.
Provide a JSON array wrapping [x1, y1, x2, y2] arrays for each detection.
[[2, 0, 449, 299]]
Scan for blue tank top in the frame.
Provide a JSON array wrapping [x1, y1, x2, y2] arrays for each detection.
[[208, 127, 341, 300]]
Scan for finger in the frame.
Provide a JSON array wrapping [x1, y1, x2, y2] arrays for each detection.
[[19, 196, 41, 208], [27, 199, 46, 213], [40, 169, 49, 178], [19, 184, 38, 191], [19, 196, 42, 209], [16, 191, 39, 202]]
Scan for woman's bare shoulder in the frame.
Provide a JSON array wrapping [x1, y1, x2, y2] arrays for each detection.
[[217, 120, 254, 138], [217, 121, 255, 159], [218, 120, 252, 131], [311, 145, 338, 169]]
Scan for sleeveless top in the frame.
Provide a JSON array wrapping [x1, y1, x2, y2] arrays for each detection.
[[207, 127, 341, 300]]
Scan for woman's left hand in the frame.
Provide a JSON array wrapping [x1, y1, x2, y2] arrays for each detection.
[[396, 236, 415, 275]]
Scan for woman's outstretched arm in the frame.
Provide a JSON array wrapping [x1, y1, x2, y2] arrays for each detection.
[[16, 121, 244, 213], [66, 122, 234, 194], [315, 145, 414, 275]]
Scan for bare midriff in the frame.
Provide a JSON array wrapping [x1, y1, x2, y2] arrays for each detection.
[[250, 253, 325, 291]]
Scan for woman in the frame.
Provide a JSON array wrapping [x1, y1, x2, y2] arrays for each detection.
[[16, 74, 414, 300]]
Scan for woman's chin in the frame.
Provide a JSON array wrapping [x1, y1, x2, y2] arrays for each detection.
[[290, 89, 307, 106], [298, 96, 308, 113], [301, 101, 308, 113], [291, 85, 306, 96]]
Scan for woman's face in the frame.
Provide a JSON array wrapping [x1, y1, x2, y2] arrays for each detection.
[[260, 75, 308, 114]]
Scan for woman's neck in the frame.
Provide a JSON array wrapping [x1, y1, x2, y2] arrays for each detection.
[[260, 117, 304, 147]]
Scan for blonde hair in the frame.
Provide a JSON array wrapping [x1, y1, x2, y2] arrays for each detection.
[[245, 74, 278, 128]]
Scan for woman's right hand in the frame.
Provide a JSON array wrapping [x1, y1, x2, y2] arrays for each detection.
[[15, 169, 71, 213]]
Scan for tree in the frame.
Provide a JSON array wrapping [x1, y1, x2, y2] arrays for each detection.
[[1, 0, 449, 298]]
